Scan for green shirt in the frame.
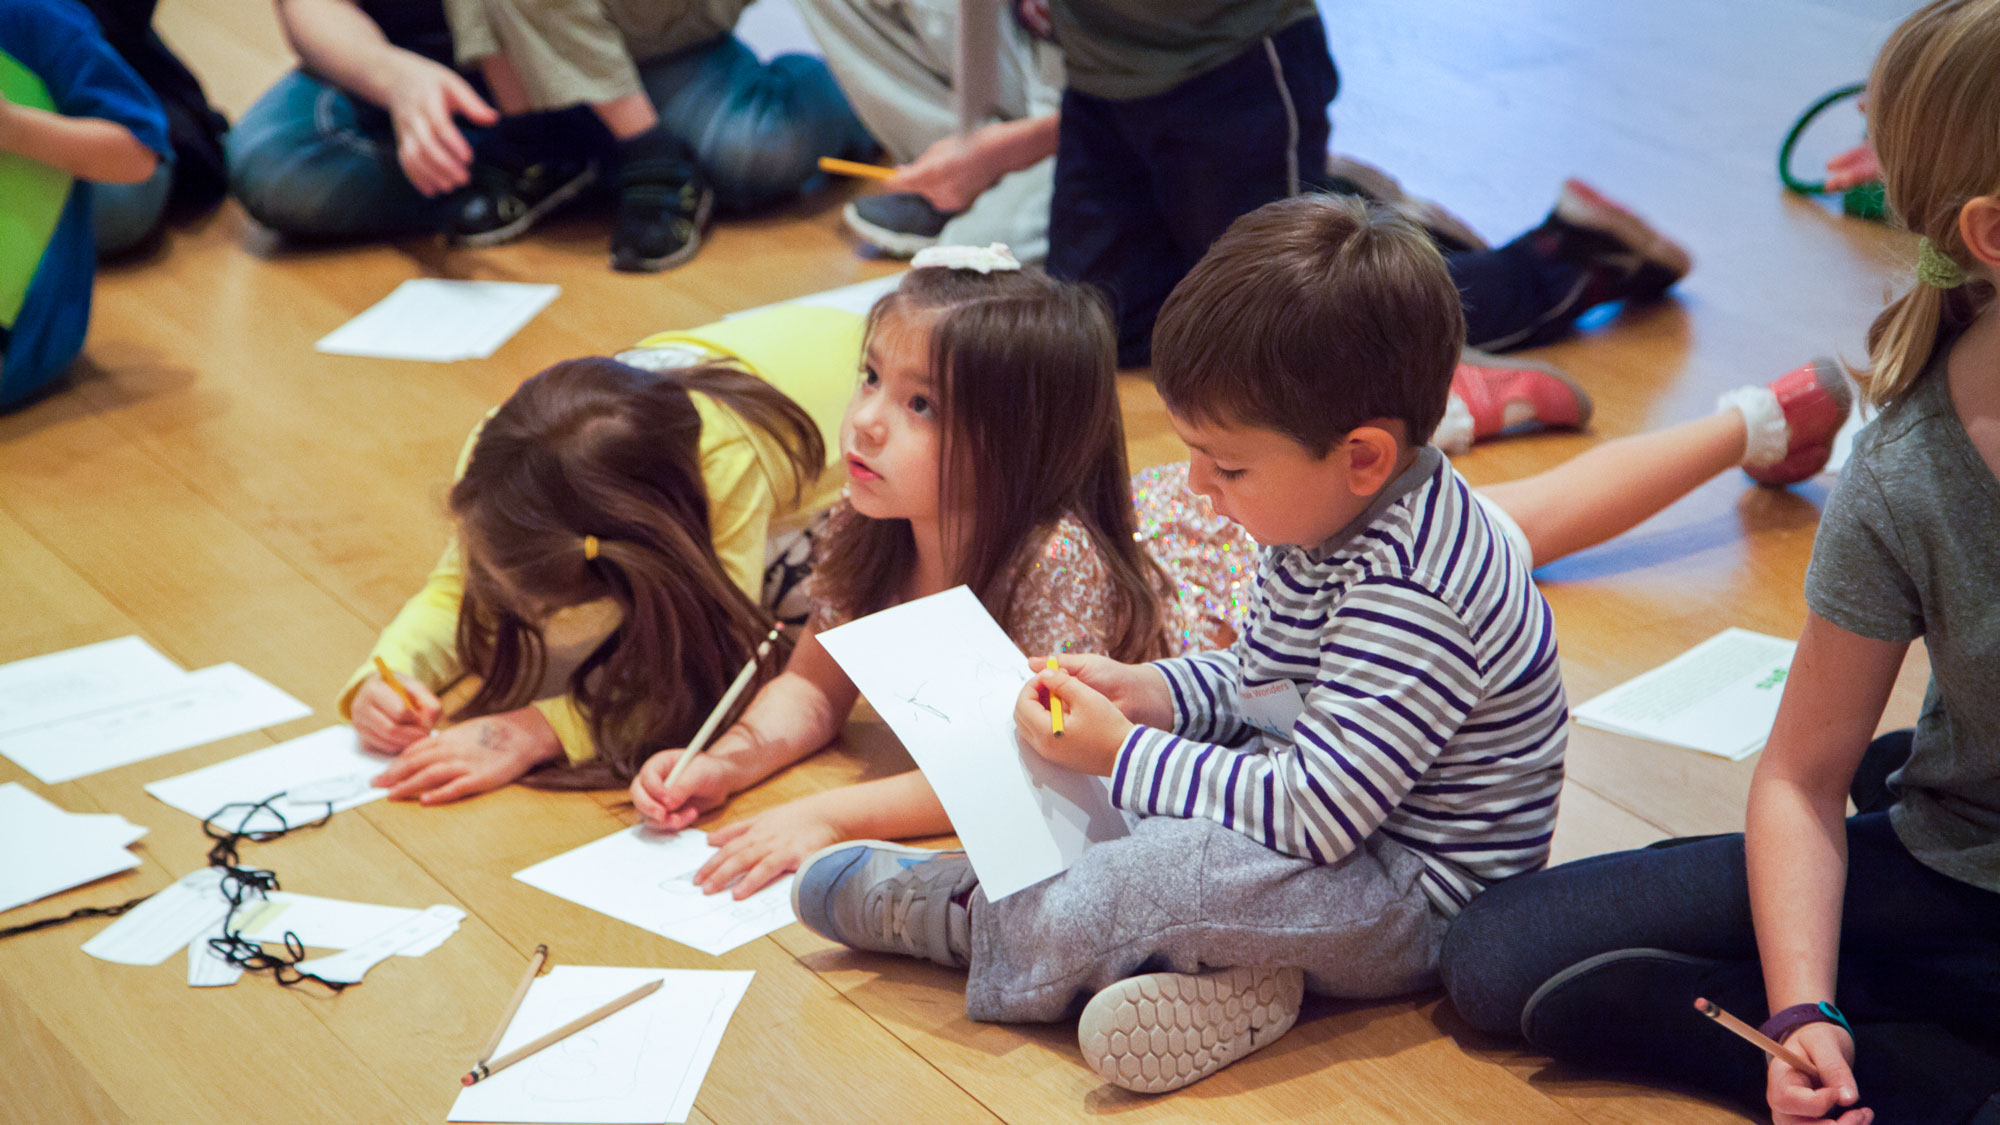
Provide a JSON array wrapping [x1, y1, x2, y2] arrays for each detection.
[[1049, 0, 1318, 100], [1803, 343, 2000, 893]]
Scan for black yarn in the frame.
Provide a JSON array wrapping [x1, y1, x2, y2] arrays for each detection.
[[0, 792, 351, 991]]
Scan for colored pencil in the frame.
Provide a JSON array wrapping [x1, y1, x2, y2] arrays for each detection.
[[373, 656, 419, 714], [462, 977, 662, 1086], [1048, 655, 1064, 736], [663, 628, 782, 790], [818, 156, 897, 181], [472, 944, 549, 1073], [1693, 998, 1821, 1080]]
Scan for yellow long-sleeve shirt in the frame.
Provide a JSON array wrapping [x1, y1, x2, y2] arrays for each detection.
[[338, 304, 862, 764]]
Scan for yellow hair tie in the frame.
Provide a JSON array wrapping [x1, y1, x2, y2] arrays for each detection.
[[582, 535, 600, 561], [1917, 236, 1967, 290]]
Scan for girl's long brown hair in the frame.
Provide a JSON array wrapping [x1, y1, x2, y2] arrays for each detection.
[[812, 268, 1174, 662], [450, 357, 824, 783], [1859, 0, 2000, 405]]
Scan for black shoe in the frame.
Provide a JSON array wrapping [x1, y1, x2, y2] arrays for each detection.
[[610, 175, 713, 273], [842, 192, 956, 258], [444, 156, 598, 248]]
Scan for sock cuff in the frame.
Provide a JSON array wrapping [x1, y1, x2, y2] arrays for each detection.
[[1718, 386, 1789, 467]]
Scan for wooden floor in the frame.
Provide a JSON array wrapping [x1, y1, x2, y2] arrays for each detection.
[[1, 1, 1931, 1121]]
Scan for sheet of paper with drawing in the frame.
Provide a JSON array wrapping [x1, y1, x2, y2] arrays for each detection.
[[145, 726, 389, 823], [515, 827, 796, 956], [1572, 627, 1798, 760], [448, 966, 752, 1124], [817, 586, 1130, 901]]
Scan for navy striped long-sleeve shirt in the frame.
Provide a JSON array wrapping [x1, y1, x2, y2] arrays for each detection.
[[1110, 448, 1568, 914]]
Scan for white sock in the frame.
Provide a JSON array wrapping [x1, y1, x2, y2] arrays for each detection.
[[1717, 386, 1790, 467], [1435, 393, 1475, 455]]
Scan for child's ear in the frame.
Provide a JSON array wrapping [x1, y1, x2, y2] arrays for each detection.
[[1343, 424, 1404, 495], [1959, 195, 2000, 272]]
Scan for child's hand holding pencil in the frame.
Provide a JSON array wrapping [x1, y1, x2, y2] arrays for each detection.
[[353, 659, 442, 755], [1015, 658, 1134, 776]]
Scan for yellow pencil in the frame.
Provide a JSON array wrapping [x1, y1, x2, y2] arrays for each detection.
[[373, 656, 419, 715], [818, 156, 897, 181], [1693, 998, 1821, 1081], [1048, 655, 1064, 736]]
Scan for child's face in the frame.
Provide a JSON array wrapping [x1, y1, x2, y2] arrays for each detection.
[[1173, 413, 1396, 547], [843, 312, 944, 525]]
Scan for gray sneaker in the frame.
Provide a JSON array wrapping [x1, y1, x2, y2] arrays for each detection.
[[791, 841, 975, 967], [1078, 966, 1305, 1094], [842, 193, 957, 258]]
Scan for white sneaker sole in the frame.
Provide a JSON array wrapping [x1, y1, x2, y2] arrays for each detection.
[[1077, 966, 1304, 1094], [841, 201, 941, 259]]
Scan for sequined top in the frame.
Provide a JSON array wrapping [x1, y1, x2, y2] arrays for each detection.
[[809, 463, 1256, 657]]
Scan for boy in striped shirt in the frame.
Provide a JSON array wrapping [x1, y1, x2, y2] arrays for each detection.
[[794, 194, 1568, 1094]]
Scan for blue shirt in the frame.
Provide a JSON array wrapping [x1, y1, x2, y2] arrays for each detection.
[[0, 0, 168, 408]]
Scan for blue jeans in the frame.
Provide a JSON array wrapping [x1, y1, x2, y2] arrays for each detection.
[[1440, 734, 2000, 1124], [226, 38, 870, 240], [94, 159, 175, 258]]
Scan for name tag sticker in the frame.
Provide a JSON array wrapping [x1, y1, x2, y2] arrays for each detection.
[[1239, 678, 1306, 735]]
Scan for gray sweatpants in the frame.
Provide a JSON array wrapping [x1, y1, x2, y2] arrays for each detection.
[[793, 0, 1060, 259], [965, 816, 1452, 1023]]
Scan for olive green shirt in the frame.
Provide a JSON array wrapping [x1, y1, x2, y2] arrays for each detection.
[[1049, 0, 1318, 101]]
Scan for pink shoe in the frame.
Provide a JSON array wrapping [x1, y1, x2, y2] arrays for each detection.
[[1549, 178, 1693, 302], [1744, 358, 1853, 486], [1451, 349, 1594, 441]]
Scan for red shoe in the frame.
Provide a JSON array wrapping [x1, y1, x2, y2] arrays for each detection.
[[1451, 349, 1594, 441], [1744, 357, 1853, 486]]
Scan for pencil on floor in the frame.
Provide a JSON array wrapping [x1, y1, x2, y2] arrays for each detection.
[[1693, 997, 1821, 1080], [372, 656, 419, 714], [470, 943, 549, 1076], [818, 156, 896, 181], [663, 627, 782, 790], [462, 977, 662, 1086]]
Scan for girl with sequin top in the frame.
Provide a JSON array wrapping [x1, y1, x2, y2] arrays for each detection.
[[626, 251, 1256, 896]]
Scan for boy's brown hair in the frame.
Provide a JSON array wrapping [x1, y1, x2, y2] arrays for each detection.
[[1152, 193, 1464, 454]]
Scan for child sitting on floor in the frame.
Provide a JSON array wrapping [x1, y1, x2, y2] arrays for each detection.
[[784, 196, 1569, 1094]]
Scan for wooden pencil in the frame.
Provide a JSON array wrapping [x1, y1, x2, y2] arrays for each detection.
[[462, 977, 663, 1086], [471, 944, 549, 1073], [1693, 997, 1821, 1080], [663, 628, 782, 790], [372, 656, 419, 714], [818, 156, 897, 181], [1047, 655, 1064, 736]]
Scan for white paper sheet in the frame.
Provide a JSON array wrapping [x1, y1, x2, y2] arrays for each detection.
[[234, 891, 423, 950], [0, 636, 188, 737], [818, 586, 1131, 899], [0, 783, 149, 914], [723, 272, 903, 320], [315, 280, 561, 362], [1572, 628, 1798, 760], [295, 904, 466, 983], [0, 663, 312, 783], [448, 966, 753, 1125], [82, 867, 232, 965], [145, 726, 388, 824], [515, 827, 795, 956]]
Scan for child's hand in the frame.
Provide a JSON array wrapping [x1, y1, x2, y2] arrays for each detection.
[[1039, 653, 1174, 729], [1015, 666, 1133, 776], [385, 54, 497, 196], [1767, 1023, 1868, 1125], [694, 801, 842, 899], [351, 672, 442, 755], [370, 708, 561, 804], [1823, 142, 1881, 193], [630, 748, 740, 831]]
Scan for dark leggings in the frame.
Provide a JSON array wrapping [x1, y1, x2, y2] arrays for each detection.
[[1441, 733, 2000, 1124]]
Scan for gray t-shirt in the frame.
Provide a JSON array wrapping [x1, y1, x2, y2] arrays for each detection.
[[1804, 346, 2000, 892], [1049, 0, 1318, 100]]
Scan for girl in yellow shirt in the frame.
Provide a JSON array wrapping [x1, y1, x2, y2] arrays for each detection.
[[341, 305, 855, 803]]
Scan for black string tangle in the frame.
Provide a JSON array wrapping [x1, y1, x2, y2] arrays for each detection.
[[198, 793, 352, 992]]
